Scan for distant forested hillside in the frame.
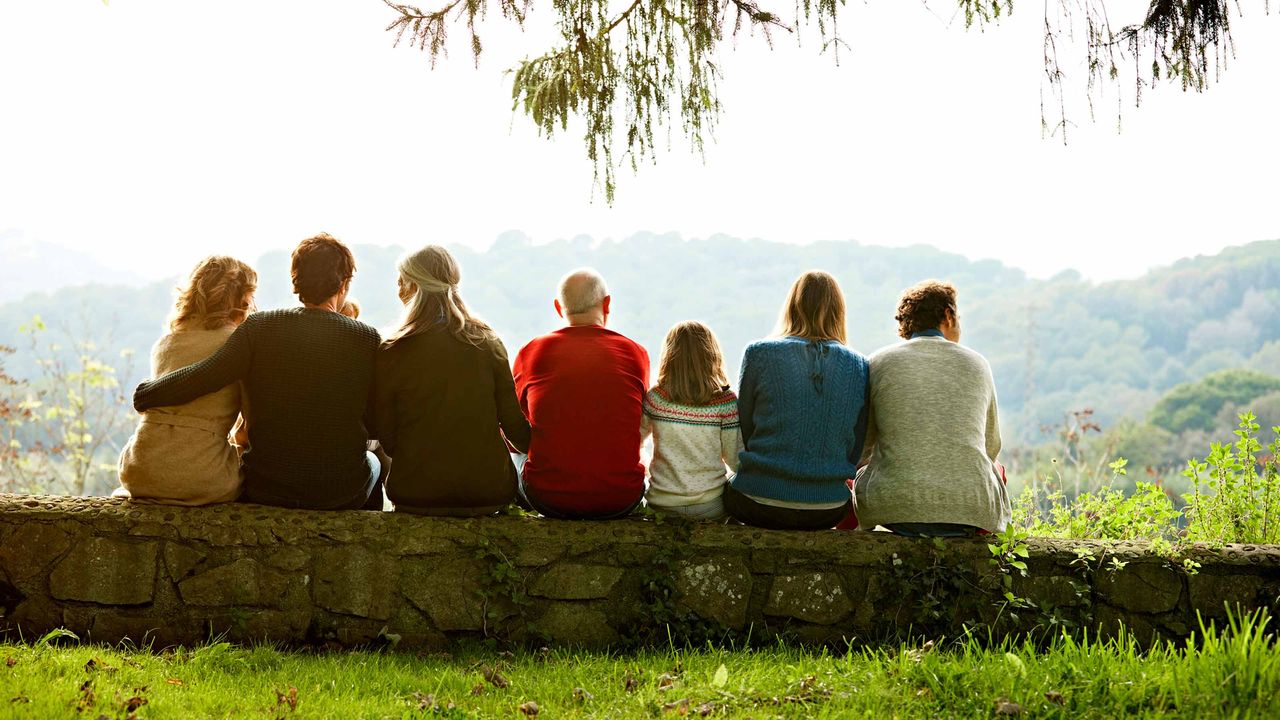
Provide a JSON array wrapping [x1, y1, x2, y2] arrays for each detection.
[[4, 234, 1280, 453]]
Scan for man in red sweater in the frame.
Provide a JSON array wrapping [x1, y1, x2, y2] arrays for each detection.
[[512, 268, 650, 519]]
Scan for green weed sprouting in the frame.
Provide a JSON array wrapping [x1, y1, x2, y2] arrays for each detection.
[[1012, 456, 1180, 550], [1182, 412, 1280, 546], [1011, 410, 1280, 551]]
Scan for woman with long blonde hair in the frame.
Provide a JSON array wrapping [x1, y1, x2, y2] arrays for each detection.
[[641, 321, 741, 520], [724, 271, 869, 530], [117, 255, 257, 505], [372, 245, 530, 516]]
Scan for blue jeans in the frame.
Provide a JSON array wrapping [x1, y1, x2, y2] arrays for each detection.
[[359, 450, 385, 511]]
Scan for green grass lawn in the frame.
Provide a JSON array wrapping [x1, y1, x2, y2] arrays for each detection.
[[2, 614, 1278, 719]]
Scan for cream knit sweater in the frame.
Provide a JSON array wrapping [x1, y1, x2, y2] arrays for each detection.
[[116, 326, 243, 505], [641, 387, 743, 507]]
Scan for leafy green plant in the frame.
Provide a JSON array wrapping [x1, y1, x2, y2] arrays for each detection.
[[1182, 412, 1280, 545], [1013, 458, 1180, 550], [986, 529, 1034, 628], [473, 538, 537, 646]]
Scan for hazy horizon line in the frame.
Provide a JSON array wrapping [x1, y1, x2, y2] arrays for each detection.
[[4, 227, 1275, 293]]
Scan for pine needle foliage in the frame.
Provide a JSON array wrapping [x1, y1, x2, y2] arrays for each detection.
[[384, 0, 1267, 200]]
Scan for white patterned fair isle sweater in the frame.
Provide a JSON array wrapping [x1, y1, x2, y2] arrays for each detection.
[[640, 387, 743, 507]]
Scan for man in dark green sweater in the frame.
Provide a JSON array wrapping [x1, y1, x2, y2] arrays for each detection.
[[133, 233, 384, 510]]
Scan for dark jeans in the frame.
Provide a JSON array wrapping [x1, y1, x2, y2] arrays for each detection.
[[885, 523, 979, 538], [239, 450, 384, 511], [723, 483, 852, 531], [513, 454, 642, 520]]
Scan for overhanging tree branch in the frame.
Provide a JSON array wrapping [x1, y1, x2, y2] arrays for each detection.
[[384, 0, 1270, 200]]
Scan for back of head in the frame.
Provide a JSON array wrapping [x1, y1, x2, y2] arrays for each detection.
[[895, 280, 957, 339], [291, 233, 355, 306], [384, 244, 492, 348], [657, 321, 729, 406], [558, 268, 609, 317], [169, 256, 258, 332], [777, 271, 847, 345]]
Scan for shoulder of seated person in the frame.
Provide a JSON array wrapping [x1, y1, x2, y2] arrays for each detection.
[[744, 337, 789, 353], [827, 342, 867, 361], [322, 312, 381, 341], [242, 308, 290, 325]]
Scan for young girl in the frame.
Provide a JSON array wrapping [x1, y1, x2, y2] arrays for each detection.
[[641, 321, 742, 520]]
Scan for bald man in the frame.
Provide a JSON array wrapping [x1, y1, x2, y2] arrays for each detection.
[[511, 268, 650, 519]]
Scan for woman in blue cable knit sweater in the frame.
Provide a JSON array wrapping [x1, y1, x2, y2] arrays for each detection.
[[725, 271, 870, 530]]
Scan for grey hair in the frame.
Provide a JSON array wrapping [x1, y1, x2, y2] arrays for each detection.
[[383, 245, 492, 348], [557, 268, 609, 315]]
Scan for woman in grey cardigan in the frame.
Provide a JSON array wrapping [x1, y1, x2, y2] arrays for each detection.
[[853, 280, 1011, 537]]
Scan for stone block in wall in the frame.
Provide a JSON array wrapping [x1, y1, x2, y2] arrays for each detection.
[[675, 557, 752, 629], [1014, 575, 1090, 609], [402, 557, 493, 631], [513, 542, 563, 567], [49, 537, 158, 606], [0, 523, 72, 583], [128, 522, 180, 539], [191, 608, 312, 645], [177, 558, 294, 608], [4, 598, 60, 637], [386, 607, 450, 648], [265, 547, 310, 572], [749, 550, 777, 574], [781, 622, 857, 647], [178, 523, 258, 547], [312, 547, 400, 621], [1094, 603, 1167, 645], [1188, 573, 1270, 620], [765, 572, 853, 625], [590, 543, 656, 566], [531, 564, 624, 600], [84, 611, 185, 647], [1096, 562, 1183, 614], [390, 533, 458, 556], [163, 542, 207, 581], [60, 606, 98, 639], [537, 602, 618, 647]]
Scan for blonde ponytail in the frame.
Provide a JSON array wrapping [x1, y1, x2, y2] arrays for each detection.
[[383, 245, 493, 349]]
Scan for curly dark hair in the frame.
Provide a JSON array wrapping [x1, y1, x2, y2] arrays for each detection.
[[291, 233, 355, 306], [894, 280, 957, 339]]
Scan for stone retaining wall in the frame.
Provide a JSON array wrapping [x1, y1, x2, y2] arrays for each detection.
[[2, 495, 1278, 649]]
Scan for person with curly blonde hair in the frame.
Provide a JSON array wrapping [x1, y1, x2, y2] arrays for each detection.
[[117, 256, 257, 505], [133, 233, 385, 511]]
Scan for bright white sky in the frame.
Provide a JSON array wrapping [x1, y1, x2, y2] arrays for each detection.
[[1, 1, 1277, 283]]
